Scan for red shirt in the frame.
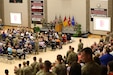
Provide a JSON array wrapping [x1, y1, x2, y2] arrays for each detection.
[[108, 72, 113, 75]]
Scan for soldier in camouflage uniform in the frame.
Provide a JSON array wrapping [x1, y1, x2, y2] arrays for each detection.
[[67, 47, 78, 65], [35, 38, 39, 54], [14, 64, 22, 75], [31, 57, 39, 75], [37, 60, 56, 75], [81, 47, 101, 75], [21, 61, 27, 75], [77, 39, 83, 52], [23, 61, 32, 75], [52, 55, 67, 75], [66, 46, 72, 63]]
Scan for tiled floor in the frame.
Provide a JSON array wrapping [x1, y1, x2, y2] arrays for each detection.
[[0, 37, 100, 75]]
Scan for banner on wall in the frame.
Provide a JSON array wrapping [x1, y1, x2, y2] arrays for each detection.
[[94, 17, 111, 31], [10, 12, 22, 24], [90, 8, 107, 21]]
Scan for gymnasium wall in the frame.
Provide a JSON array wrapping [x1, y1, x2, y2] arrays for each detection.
[[3, 0, 29, 27], [90, 0, 108, 35], [3, 0, 109, 34], [47, 0, 86, 32], [0, 0, 4, 22]]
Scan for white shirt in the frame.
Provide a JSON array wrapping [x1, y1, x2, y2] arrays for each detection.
[[110, 51, 113, 56], [30, 36, 34, 40]]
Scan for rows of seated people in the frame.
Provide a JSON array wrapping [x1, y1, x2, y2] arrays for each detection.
[[2, 28, 113, 75], [4, 31, 113, 75], [0, 27, 72, 59]]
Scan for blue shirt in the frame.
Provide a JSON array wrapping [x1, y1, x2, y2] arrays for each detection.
[[100, 53, 113, 66], [7, 47, 12, 55]]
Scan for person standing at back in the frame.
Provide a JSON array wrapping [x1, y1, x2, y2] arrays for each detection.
[[23, 61, 32, 75], [35, 38, 39, 54], [14, 64, 22, 75], [66, 46, 72, 63], [52, 54, 67, 75], [80, 47, 101, 75], [21, 61, 27, 75], [67, 47, 78, 65], [105, 32, 110, 44], [31, 57, 39, 75], [37, 60, 56, 75], [77, 39, 83, 52]]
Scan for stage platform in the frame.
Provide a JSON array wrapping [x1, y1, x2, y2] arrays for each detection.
[[40, 28, 76, 34]]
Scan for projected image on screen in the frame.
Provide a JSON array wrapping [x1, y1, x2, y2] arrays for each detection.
[[94, 17, 111, 31], [10, 13, 22, 24]]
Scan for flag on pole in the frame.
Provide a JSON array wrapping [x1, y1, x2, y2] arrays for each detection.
[[71, 16, 75, 26], [63, 16, 68, 27], [54, 16, 58, 24], [68, 16, 71, 26], [58, 15, 62, 24]]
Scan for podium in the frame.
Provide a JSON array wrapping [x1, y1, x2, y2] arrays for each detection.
[[55, 24, 62, 32]]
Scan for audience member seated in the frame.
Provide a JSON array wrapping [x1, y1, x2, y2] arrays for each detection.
[[26, 43, 33, 53], [54, 32, 59, 39], [7, 44, 12, 55], [0, 42, 3, 54], [30, 39, 35, 49], [2, 32, 6, 41], [67, 33, 71, 43], [39, 40, 46, 52], [55, 38, 62, 49], [50, 38, 56, 50], [14, 44, 20, 50], [16, 49, 26, 59], [62, 34, 67, 44]]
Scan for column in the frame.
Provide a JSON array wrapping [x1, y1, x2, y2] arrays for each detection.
[[108, 0, 113, 31], [86, 0, 90, 32]]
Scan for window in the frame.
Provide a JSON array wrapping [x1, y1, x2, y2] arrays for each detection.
[[9, 0, 23, 3]]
